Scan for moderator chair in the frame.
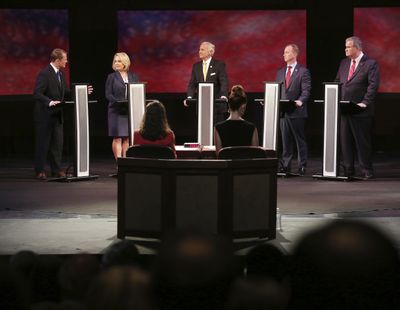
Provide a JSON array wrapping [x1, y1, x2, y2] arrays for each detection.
[[217, 146, 267, 160], [126, 145, 176, 159]]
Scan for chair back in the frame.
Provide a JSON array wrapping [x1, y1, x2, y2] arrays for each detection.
[[126, 145, 176, 159], [217, 146, 267, 159]]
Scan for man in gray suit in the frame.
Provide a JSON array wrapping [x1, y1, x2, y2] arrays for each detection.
[[276, 44, 311, 175], [335, 36, 380, 180]]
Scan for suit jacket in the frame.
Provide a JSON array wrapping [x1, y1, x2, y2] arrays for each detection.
[[105, 71, 139, 106], [33, 64, 69, 123], [335, 55, 380, 117], [187, 58, 228, 98], [276, 64, 311, 118]]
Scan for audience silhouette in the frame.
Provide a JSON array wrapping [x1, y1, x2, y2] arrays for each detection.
[[1, 220, 399, 310]]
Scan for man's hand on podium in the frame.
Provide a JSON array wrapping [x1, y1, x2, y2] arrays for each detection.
[[49, 100, 61, 107], [183, 96, 191, 107], [88, 85, 94, 95], [295, 100, 303, 107], [357, 102, 367, 108]]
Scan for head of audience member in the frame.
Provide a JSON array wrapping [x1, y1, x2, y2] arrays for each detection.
[[30, 255, 63, 304], [152, 232, 236, 310], [139, 100, 172, 141], [228, 85, 247, 117], [283, 43, 299, 65], [101, 240, 140, 269], [57, 254, 101, 302], [85, 266, 155, 310], [225, 276, 289, 310], [199, 41, 215, 61], [50, 48, 68, 69], [245, 243, 289, 283], [290, 219, 400, 310], [9, 250, 39, 305], [0, 261, 29, 310], [112, 52, 131, 73], [9, 250, 39, 279], [345, 36, 363, 59]]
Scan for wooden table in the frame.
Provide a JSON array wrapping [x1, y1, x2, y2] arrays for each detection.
[[175, 145, 216, 159]]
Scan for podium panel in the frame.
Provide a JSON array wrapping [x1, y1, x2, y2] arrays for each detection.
[[198, 83, 214, 146], [73, 85, 90, 177], [176, 175, 219, 233], [233, 173, 272, 231], [279, 99, 296, 114], [340, 100, 363, 114], [124, 173, 162, 230], [127, 83, 146, 145], [323, 84, 340, 177], [262, 82, 280, 150]]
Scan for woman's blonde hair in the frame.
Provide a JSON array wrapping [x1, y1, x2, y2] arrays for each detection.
[[112, 52, 131, 71]]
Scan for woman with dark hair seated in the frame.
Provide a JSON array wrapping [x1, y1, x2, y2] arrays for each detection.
[[214, 85, 259, 153], [133, 100, 177, 158]]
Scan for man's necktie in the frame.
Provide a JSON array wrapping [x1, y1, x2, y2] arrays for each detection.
[[348, 60, 356, 81], [57, 71, 61, 84], [202, 62, 207, 81], [285, 66, 292, 89]]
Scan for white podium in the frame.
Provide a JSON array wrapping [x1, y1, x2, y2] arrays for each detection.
[[127, 83, 146, 146], [313, 82, 351, 181], [50, 84, 98, 182], [261, 82, 281, 151]]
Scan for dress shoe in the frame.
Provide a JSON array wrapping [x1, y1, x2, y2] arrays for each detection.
[[36, 172, 47, 180], [279, 166, 290, 174], [362, 171, 374, 180], [298, 166, 306, 176], [52, 171, 67, 178]]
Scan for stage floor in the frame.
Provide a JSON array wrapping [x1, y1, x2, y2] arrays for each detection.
[[1, 154, 400, 255]]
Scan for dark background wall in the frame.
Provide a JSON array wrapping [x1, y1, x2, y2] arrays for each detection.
[[0, 0, 399, 159]]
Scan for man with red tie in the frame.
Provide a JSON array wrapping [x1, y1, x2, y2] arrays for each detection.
[[276, 44, 311, 175], [335, 36, 380, 180]]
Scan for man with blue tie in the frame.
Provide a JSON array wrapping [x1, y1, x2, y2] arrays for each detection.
[[33, 48, 70, 180], [276, 44, 311, 175]]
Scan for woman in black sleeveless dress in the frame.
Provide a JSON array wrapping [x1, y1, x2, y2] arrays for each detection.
[[214, 85, 259, 152]]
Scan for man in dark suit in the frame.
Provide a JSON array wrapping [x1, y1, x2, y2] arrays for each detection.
[[335, 36, 380, 180], [276, 44, 311, 175], [184, 41, 228, 123], [33, 48, 70, 180]]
